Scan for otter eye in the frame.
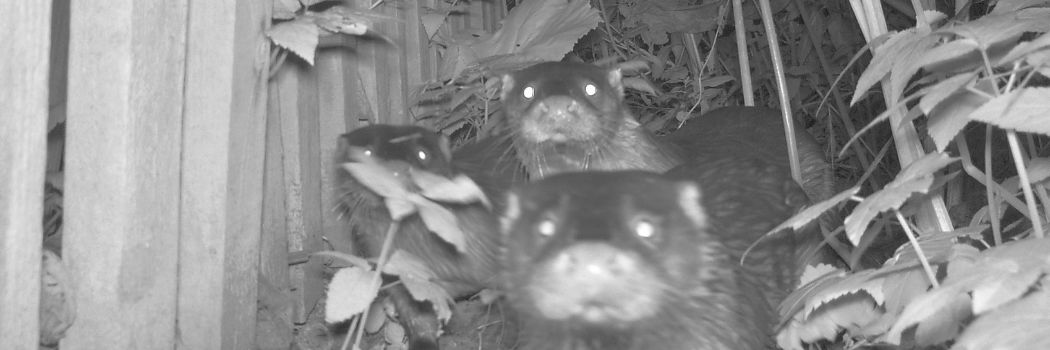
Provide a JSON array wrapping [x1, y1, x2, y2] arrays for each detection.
[[417, 150, 428, 162], [584, 83, 598, 96], [523, 86, 535, 99], [634, 218, 655, 239], [537, 218, 556, 237]]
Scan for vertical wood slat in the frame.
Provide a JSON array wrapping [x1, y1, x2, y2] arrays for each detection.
[[259, 70, 294, 348], [63, 1, 187, 349], [177, 0, 271, 348], [269, 65, 306, 324], [0, 2, 52, 349], [317, 52, 353, 254]]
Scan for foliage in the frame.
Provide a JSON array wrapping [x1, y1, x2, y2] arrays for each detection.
[[772, 1, 1050, 349], [411, 0, 602, 135], [267, 0, 398, 68], [320, 147, 489, 350]]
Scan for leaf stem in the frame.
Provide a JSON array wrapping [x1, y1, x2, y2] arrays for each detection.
[[894, 210, 939, 288]]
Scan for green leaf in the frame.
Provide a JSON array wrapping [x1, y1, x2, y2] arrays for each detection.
[[767, 187, 859, 235], [884, 287, 970, 344], [400, 274, 455, 323], [407, 194, 467, 252], [440, 0, 601, 78], [926, 83, 984, 151], [342, 159, 411, 201], [952, 288, 1050, 350], [968, 87, 1050, 135], [325, 267, 381, 324], [414, 171, 491, 208], [364, 299, 387, 333], [1026, 157, 1050, 184], [971, 269, 1043, 314], [844, 153, 958, 244], [266, 17, 319, 65]]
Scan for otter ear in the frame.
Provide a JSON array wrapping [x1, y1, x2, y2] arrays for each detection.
[[675, 181, 707, 229], [500, 74, 516, 101], [607, 68, 625, 98], [501, 190, 522, 236]]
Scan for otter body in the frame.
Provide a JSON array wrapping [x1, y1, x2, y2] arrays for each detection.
[[336, 124, 521, 349], [501, 167, 818, 350], [500, 62, 833, 201]]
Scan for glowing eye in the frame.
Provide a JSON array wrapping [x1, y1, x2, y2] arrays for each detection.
[[362, 149, 373, 157], [634, 219, 655, 239], [523, 86, 535, 99], [537, 218, 556, 236], [417, 150, 428, 162], [584, 83, 598, 96]]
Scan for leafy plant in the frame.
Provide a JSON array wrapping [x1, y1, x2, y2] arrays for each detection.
[[320, 147, 490, 350], [772, 1, 1050, 349]]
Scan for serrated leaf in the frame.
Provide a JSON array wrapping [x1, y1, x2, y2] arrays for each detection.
[[996, 30, 1050, 66], [884, 287, 970, 344], [971, 269, 1042, 314], [939, 8, 1050, 49], [799, 263, 841, 287], [951, 289, 1050, 350], [267, 17, 320, 65], [414, 171, 491, 208], [405, 194, 467, 252], [273, 0, 301, 20], [926, 84, 984, 151], [913, 293, 969, 346], [844, 153, 958, 244], [881, 267, 933, 316], [1026, 157, 1050, 184], [400, 274, 455, 322], [441, 0, 601, 78], [990, 0, 1050, 14], [325, 267, 381, 323], [852, 29, 940, 106], [767, 187, 859, 235], [619, 0, 721, 46], [802, 269, 885, 318], [968, 87, 1050, 135], [779, 292, 879, 347], [918, 71, 977, 115]]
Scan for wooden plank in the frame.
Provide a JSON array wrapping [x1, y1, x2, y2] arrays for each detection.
[[317, 51, 354, 254], [379, 3, 408, 124], [351, 0, 379, 123], [258, 73, 293, 348], [404, 1, 426, 91], [176, 0, 270, 348], [0, 2, 52, 349], [274, 61, 328, 324], [293, 59, 326, 325], [271, 63, 310, 324], [63, 1, 187, 349]]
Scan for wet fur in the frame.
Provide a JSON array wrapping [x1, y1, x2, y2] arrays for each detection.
[[502, 170, 811, 350], [335, 125, 523, 349], [501, 62, 682, 178]]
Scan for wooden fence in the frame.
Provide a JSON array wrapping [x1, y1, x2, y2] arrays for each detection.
[[0, 0, 504, 349]]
